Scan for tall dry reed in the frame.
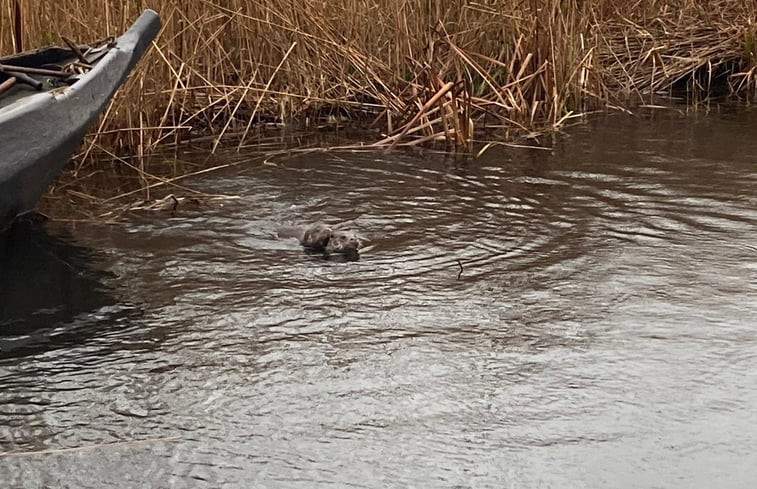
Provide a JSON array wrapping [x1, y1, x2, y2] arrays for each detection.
[[1, 0, 755, 160]]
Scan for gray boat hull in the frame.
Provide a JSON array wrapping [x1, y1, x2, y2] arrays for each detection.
[[0, 9, 161, 231]]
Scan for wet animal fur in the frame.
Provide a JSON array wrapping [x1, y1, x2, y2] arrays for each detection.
[[277, 222, 362, 254]]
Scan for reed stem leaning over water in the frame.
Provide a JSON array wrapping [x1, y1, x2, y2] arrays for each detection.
[[1, 0, 755, 161]]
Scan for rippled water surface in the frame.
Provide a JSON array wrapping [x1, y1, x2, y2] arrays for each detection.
[[1, 111, 757, 488]]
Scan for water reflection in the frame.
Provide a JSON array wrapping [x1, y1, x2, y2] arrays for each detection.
[[0, 222, 123, 358], [0, 109, 756, 487]]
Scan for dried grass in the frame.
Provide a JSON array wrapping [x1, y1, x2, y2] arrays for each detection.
[[0, 0, 755, 160]]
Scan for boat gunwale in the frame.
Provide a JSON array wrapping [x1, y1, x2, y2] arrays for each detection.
[[0, 9, 161, 232]]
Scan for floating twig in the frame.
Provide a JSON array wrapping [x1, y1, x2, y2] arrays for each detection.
[[456, 259, 463, 280]]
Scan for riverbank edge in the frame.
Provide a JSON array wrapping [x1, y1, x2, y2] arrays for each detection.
[[3, 1, 756, 162]]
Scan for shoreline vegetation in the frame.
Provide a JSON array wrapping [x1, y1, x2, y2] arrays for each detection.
[[2, 1, 756, 163]]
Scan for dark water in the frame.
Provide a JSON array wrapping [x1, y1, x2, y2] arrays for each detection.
[[1, 109, 756, 488]]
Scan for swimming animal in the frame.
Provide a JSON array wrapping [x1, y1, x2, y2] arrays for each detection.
[[325, 230, 361, 254], [277, 222, 362, 255], [277, 221, 332, 250]]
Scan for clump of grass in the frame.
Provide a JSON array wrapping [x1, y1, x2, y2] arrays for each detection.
[[1, 0, 756, 162]]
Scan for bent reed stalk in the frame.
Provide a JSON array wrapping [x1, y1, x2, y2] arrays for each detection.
[[1, 0, 756, 161]]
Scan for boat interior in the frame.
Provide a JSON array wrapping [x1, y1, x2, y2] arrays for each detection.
[[0, 41, 112, 110]]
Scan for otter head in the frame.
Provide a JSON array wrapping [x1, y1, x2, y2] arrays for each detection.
[[325, 230, 361, 254], [301, 222, 332, 250]]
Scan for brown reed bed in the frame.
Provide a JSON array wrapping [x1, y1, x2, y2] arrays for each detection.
[[1, 0, 756, 166]]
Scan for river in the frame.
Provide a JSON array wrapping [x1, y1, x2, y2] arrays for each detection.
[[1, 108, 756, 488]]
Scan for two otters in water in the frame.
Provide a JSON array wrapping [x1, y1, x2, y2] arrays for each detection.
[[277, 222, 362, 256]]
